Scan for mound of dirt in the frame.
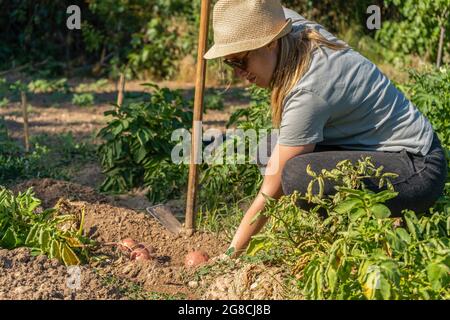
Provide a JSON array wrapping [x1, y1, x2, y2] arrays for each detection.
[[4, 179, 229, 300], [68, 200, 228, 296], [12, 178, 107, 208], [0, 247, 125, 300], [200, 263, 289, 300]]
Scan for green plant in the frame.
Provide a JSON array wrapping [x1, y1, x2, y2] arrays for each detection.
[[72, 93, 95, 107], [226, 85, 272, 130], [97, 83, 192, 203], [376, 0, 450, 64], [0, 118, 49, 182], [0, 97, 10, 108], [75, 79, 109, 92], [402, 67, 450, 149], [31, 132, 96, 164], [246, 157, 450, 300], [0, 121, 95, 183], [204, 91, 225, 111], [198, 86, 271, 214], [28, 78, 69, 94], [0, 187, 93, 265], [0, 78, 10, 107]]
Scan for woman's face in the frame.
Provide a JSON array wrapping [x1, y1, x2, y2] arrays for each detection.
[[224, 41, 279, 88]]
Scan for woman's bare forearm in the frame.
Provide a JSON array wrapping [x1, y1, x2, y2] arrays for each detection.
[[228, 159, 284, 256], [227, 143, 315, 258], [228, 193, 270, 256]]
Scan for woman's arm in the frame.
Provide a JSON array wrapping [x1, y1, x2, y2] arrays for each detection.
[[228, 142, 315, 257]]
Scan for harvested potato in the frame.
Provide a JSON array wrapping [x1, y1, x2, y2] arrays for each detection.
[[130, 248, 151, 261], [185, 250, 209, 268]]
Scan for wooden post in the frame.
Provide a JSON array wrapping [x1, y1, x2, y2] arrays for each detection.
[[436, 25, 445, 69], [117, 72, 126, 107], [21, 90, 30, 152], [185, 0, 211, 235]]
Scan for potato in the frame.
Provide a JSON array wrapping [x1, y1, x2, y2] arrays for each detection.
[[130, 248, 151, 261], [185, 250, 209, 268], [118, 238, 138, 252]]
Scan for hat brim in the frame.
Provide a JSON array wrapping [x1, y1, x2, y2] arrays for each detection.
[[204, 19, 292, 60]]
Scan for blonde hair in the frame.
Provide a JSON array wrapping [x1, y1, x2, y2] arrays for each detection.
[[270, 29, 348, 127]]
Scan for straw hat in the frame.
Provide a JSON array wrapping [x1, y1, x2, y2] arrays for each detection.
[[204, 0, 292, 60]]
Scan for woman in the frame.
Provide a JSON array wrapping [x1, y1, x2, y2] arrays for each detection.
[[203, 0, 447, 258]]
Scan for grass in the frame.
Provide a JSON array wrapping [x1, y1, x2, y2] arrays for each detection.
[[0, 128, 98, 186], [196, 196, 250, 241], [98, 273, 187, 300]]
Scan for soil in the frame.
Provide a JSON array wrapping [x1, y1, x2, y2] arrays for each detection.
[[201, 263, 290, 300], [4, 179, 229, 300], [0, 79, 284, 300], [0, 79, 248, 142], [12, 178, 108, 208], [0, 247, 125, 300]]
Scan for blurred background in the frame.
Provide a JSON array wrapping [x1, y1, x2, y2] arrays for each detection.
[[1, 0, 448, 83]]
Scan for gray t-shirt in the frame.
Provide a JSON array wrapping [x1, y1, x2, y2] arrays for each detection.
[[278, 8, 434, 156]]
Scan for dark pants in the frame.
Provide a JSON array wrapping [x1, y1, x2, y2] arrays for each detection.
[[260, 133, 448, 216]]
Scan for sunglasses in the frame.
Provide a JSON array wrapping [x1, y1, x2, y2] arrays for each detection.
[[223, 51, 250, 71]]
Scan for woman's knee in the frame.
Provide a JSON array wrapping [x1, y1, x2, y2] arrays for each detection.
[[281, 155, 315, 195]]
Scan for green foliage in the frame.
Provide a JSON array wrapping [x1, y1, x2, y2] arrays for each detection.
[[196, 198, 246, 240], [0, 118, 49, 181], [0, 78, 10, 107], [72, 93, 95, 107], [401, 67, 450, 149], [376, 0, 450, 63], [0, 98, 9, 108], [246, 158, 450, 300], [400, 67, 450, 211], [31, 132, 96, 166], [97, 84, 192, 203], [226, 86, 272, 130], [0, 1, 199, 79], [1, 0, 446, 79], [0, 120, 95, 183], [283, 0, 385, 34], [75, 79, 109, 92], [198, 86, 271, 211], [127, 16, 182, 79], [0, 187, 92, 265], [1, 77, 71, 106], [204, 91, 225, 112], [28, 78, 69, 94]]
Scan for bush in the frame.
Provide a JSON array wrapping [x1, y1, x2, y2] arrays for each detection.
[[97, 83, 192, 203], [375, 0, 450, 64], [0, 1, 199, 79], [401, 67, 450, 149]]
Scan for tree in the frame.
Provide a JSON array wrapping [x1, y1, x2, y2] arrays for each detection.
[[376, 0, 450, 65]]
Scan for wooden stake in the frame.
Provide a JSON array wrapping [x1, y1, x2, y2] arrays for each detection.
[[436, 25, 445, 69], [21, 90, 30, 152], [185, 0, 211, 235], [117, 72, 126, 107]]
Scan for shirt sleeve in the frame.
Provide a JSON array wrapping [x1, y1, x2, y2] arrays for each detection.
[[278, 88, 331, 146]]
